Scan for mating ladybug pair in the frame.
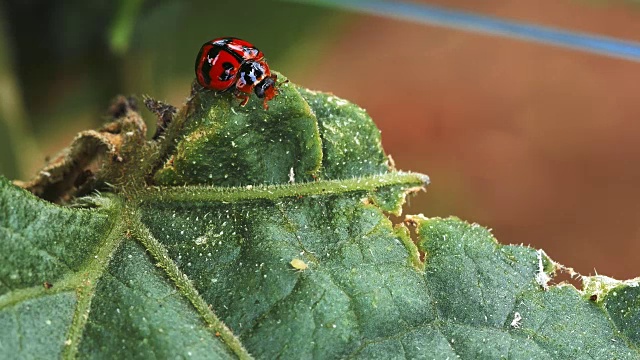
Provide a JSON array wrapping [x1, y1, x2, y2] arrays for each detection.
[[195, 37, 278, 110]]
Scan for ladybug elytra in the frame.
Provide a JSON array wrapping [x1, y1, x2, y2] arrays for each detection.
[[195, 37, 278, 110]]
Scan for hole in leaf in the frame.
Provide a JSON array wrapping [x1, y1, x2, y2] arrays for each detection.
[[400, 215, 426, 263], [548, 262, 583, 290]]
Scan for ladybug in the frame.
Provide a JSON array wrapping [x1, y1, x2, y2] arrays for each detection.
[[195, 37, 278, 110]]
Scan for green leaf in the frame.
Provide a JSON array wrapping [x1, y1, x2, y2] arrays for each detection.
[[154, 78, 324, 186], [0, 179, 117, 294], [413, 216, 638, 359], [78, 241, 236, 359], [1, 76, 638, 359], [297, 88, 390, 180]]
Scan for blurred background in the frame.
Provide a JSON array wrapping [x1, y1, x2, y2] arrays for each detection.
[[1, 0, 639, 279]]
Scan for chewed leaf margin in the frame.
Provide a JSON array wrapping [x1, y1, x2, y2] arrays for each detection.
[[409, 215, 639, 359]]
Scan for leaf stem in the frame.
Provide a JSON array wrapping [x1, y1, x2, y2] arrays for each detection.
[[129, 211, 254, 360], [139, 171, 429, 204], [62, 202, 127, 359]]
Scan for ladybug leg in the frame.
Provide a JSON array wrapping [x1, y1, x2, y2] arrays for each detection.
[[261, 83, 278, 110], [234, 92, 250, 107]]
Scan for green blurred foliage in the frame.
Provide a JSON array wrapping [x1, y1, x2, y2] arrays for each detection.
[[0, 0, 342, 180]]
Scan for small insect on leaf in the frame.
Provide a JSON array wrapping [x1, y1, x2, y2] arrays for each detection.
[[290, 258, 308, 272], [510, 312, 522, 329]]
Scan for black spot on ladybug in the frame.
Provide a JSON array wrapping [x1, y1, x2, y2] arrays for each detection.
[[199, 47, 217, 87], [219, 62, 236, 81]]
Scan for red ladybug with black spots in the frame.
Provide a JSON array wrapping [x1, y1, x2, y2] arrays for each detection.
[[195, 37, 278, 110]]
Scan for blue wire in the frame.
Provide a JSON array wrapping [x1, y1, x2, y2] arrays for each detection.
[[284, 0, 640, 63]]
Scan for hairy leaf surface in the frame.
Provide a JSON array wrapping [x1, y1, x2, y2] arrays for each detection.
[[1, 79, 638, 359]]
